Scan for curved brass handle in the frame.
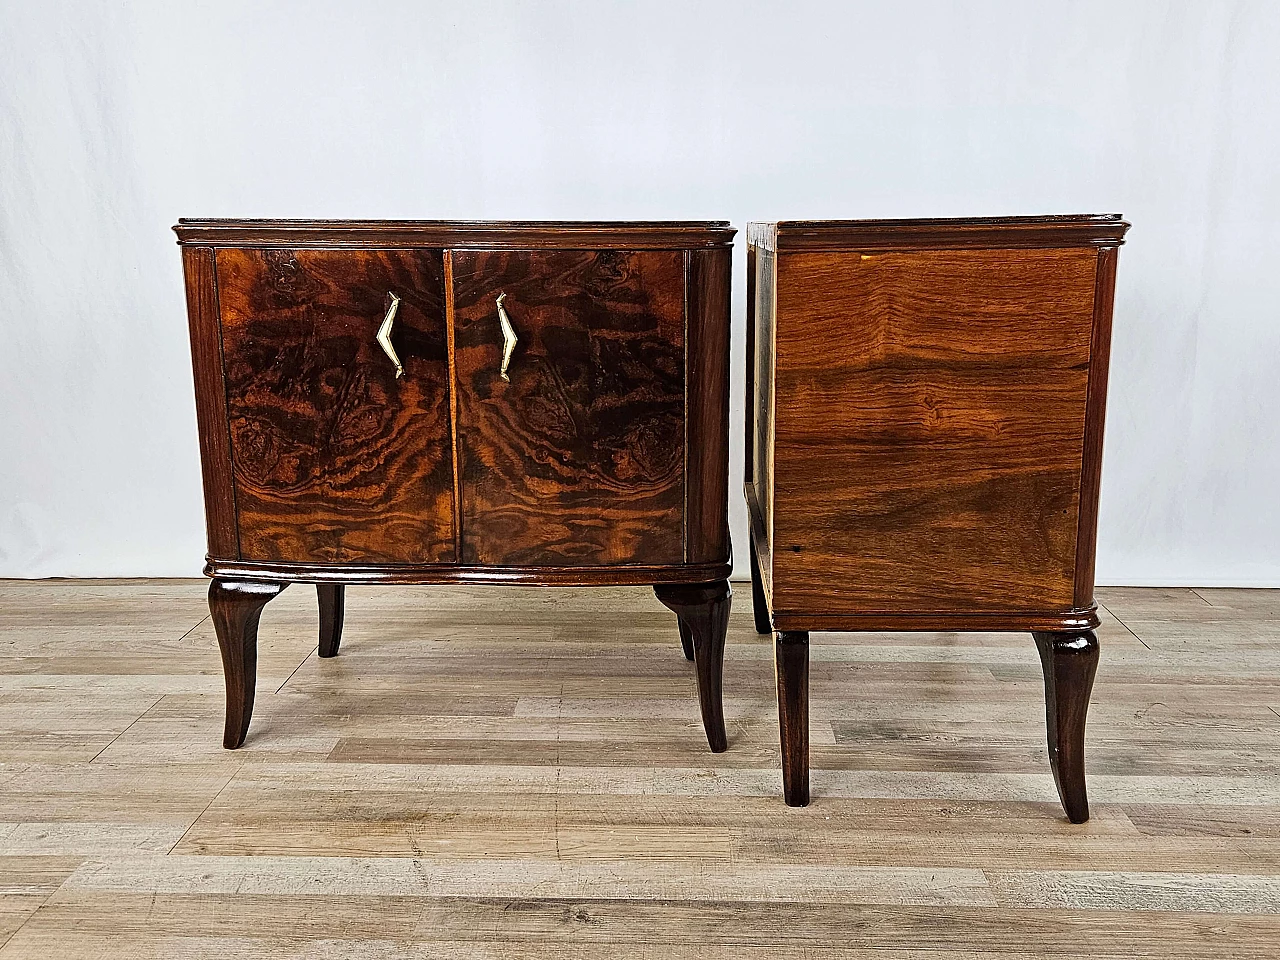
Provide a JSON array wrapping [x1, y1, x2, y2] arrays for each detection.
[[377, 292, 404, 378], [496, 292, 518, 382]]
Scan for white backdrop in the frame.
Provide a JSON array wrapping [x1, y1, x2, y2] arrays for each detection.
[[2, 0, 1277, 584]]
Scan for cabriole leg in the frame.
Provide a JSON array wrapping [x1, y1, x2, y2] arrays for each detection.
[[654, 580, 731, 752], [1032, 629, 1100, 823], [209, 578, 286, 749]]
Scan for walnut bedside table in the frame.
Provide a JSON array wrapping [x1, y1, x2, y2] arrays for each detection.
[[745, 215, 1129, 819], [176, 220, 734, 755]]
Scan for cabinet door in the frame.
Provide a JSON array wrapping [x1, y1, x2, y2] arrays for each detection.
[[216, 248, 455, 564], [451, 250, 685, 566]]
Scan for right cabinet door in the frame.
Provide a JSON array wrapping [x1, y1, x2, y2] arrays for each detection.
[[450, 249, 686, 567]]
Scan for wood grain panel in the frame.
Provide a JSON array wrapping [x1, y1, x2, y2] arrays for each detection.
[[215, 248, 455, 564], [685, 248, 732, 563], [451, 250, 685, 567], [770, 247, 1099, 618], [180, 247, 238, 559]]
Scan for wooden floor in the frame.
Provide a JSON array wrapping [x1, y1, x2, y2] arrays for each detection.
[[0, 581, 1278, 957]]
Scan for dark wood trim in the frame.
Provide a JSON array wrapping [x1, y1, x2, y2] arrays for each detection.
[[757, 215, 1130, 252], [1074, 246, 1120, 608], [174, 220, 736, 249], [181, 247, 239, 558], [771, 608, 1101, 633], [443, 250, 464, 562], [206, 558, 732, 586], [744, 242, 757, 485], [684, 247, 732, 564]]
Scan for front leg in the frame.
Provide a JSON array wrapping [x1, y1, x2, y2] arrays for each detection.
[[654, 580, 731, 752], [1032, 630, 1100, 823], [209, 579, 287, 749]]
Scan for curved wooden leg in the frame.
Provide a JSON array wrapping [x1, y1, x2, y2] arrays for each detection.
[[209, 578, 286, 749], [677, 617, 695, 662], [654, 580, 731, 752], [1032, 630, 1100, 823], [748, 537, 771, 635], [317, 584, 345, 658], [775, 630, 810, 807]]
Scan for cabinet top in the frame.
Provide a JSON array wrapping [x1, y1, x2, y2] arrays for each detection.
[[174, 219, 736, 249], [747, 215, 1129, 252]]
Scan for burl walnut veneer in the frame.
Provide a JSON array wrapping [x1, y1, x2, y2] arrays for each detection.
[[745, 215, 1130, 819], [176, 220, 734, 754]]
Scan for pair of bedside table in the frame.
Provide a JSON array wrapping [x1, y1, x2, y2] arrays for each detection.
[[178, 216, 1126, 821]]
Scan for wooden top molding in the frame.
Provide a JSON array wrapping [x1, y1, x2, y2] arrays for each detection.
[[174, 219, 737, 249], [750, 215, 1129, 251]]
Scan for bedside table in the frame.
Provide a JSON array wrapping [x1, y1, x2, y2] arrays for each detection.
[[177, 220, 734, 754], [745, 215, 1129, 818]]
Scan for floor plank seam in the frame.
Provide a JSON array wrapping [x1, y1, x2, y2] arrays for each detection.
[[85, 694, 164, 764], [275, 648, 316, 695], [1099, 599, 1152, 650], [164, 760, 245, 856]]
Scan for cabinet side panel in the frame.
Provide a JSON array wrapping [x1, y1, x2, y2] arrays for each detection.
[[686, 247, 732, 563], [751, 237, 778, 587], [771, 247, 1097, 617], [1073, 246, 1120, 607], [181, 246, 239, 559], [744, 243, 757, 485]]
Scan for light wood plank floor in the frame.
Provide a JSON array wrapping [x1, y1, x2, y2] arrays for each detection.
[[1, 580, 1279, 958]]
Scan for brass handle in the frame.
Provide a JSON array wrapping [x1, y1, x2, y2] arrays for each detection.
[[496, 292, 518, 382], [377, 292, 404, 378]]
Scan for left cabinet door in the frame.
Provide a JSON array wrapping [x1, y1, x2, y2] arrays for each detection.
[[215, 248, 456, 564]]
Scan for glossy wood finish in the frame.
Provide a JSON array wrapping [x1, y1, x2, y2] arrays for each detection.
[[1074, 246, 1121, 607], [209, 578, 286, 749], [770, 246, 1098, 618], [771, 214, 1129, 250], [746, 215, 1128, 816], [653, 581, 731, 753], [775, 630, 810, 807], [208, 557, 731, 586], [684, 248, 733, 563], [451, 249, 686, 567], [175, 219, 735, 249], [216, 248, 455, 565], [6, 581, 1280, 957], [180, 247, 238, 558], [1033, 629, 1101, 824], [316, 584, 344, 658]]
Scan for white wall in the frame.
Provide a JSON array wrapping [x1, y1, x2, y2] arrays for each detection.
[[2, 0, 1277, 584]]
